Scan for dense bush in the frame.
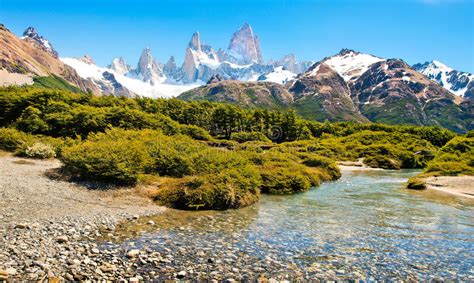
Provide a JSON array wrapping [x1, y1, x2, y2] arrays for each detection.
[[154, 166, 261, 210], [424, 136, 474, 176], [364, 155, 401, 170], [60, 130, 154, 184], [0, 128, 33, 151], [59, 129, 263, 209], [179, 125, 213, 141], [231, 131, 271, 143]]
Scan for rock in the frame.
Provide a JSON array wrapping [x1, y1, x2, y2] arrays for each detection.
[[177, 271, 187, 279], [14, 223, 29, 229], [56, 235, 68, 243], [132, 215, 139, 220], [91, 248, 100, 254], [129, 277, 139, 283], [65, 273, 74, 281], [127, 249, 140, 258], [147, 220, 155, 225], [0, 269, 8, 280], [99, 263, 117, 273]]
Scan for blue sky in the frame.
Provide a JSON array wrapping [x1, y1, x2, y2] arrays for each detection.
[[1, 0, 473, 72]]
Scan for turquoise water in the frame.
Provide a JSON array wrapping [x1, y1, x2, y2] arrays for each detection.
[[113, 169, 474, 280]]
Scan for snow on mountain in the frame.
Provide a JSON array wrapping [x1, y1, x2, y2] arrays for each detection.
[[133, 47, 166, 85], [21, 27, 59, 58], [323, 49, 384, 82], [413, 60, 474, 98], [61, 57, 200, 98], [181, 31, 222, 82], [109, 57, 130, 75], [257, 67, 296, 84], [272, 54, 313, 74]]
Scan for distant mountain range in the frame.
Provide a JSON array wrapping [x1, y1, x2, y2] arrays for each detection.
[[0, 23, 472, 132], [182, 49, 473, 133]]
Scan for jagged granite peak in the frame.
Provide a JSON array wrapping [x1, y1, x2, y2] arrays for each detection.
[[21, 26, 59, 58], [136, 47, 165, 85], [188, 31, 202, 52], [226, 22, 264, 65], [163, 55, 179, 79], [181, 31, 221, 83], [413, 60, 474, 98], [109, 57, 130, 75]]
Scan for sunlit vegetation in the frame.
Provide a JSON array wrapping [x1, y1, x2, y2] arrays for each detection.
[[407, 132, 474, 190], [0, 86, 466, 209]]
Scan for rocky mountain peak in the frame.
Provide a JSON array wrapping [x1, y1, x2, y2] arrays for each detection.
[[78, 54, 95, 65], [188, 32, 202, 52], [109, 57, 130, 75], [323, 49, 384, 83], [164, 56, 179, 79], [338, 48, 359, 56], [136, 47, 165, 85], [226, 23, 264, 65], [21, 26, 59, 58]]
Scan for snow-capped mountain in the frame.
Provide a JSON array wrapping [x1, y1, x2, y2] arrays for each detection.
[[108, 57, 130, 75], [322, 49, 384, 83], [21, 26, 59, 58], [133, 47, 166, 85], [413, 60, 474, 98], [56, 23, 312, 97], [177, 23, 311, 84], [61, 56, 199, 98]]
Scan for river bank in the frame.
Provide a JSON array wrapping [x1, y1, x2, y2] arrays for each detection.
[[0, 154, 165, 280], [424, 175, 474, 199], [1, 155, 472, 281]]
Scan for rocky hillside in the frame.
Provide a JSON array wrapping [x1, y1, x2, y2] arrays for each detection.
[[0, 24, 99, 93], [179, 76, 293, 109], [289, 63, 368, 122], [352, 59, 471, 132]]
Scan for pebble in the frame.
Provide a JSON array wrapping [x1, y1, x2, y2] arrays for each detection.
[[127, 249, 140, 258], [56, 235, 68, 243]]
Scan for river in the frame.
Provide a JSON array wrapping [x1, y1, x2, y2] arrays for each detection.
[[105, 169, 474, 280]]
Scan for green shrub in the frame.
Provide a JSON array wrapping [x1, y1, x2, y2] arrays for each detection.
[[231, 131, 271, 143], [60, 129, 156, 184], [154, 166, 261, 210], [407, 177, 427, 190], [364, 155, 401, 170], [18, 142, 56, 159], [179, 124, 213, 141], [302, 155, 341, 180], [258, 161, 320, 194], [0, 128, 32, 151]]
